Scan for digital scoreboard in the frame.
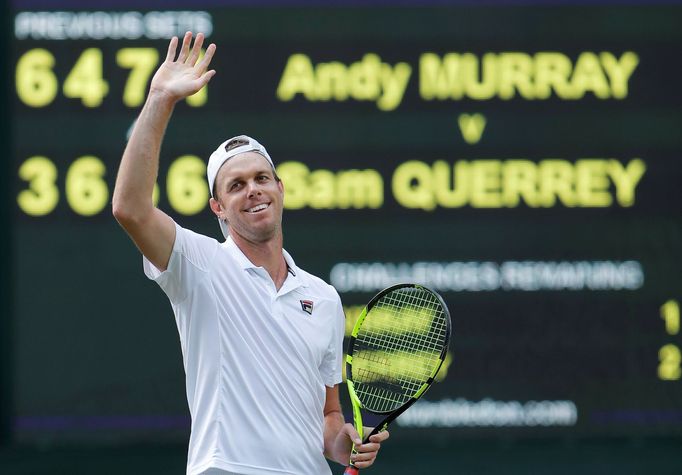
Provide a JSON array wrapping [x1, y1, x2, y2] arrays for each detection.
[[10, 2, 682, 444]]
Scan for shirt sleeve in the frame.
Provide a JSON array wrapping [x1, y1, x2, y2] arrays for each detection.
[[143, 221, 219, 305], [322, 288, 346, 387]]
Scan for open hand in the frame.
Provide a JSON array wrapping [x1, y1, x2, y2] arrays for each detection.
[[149, 31, 216, 102]]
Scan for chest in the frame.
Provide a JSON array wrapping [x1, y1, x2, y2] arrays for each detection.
[[211, 264, 335, 365]]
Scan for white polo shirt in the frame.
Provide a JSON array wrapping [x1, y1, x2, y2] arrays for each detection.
[[143, 222, 345, 475]]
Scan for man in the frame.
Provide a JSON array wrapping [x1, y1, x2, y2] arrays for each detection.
[[112, 32, 388, 475]]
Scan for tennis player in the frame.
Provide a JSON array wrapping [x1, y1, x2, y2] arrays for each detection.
[[112, 32, 389, 475]]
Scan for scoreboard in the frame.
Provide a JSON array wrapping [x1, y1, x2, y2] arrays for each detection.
[[10, 2, 682, 444]]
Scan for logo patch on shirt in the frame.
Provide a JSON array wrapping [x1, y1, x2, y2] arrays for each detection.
[[300, 300, 314, 315]]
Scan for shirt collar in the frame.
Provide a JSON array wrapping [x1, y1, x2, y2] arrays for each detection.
[[222, 237, 308, 290]]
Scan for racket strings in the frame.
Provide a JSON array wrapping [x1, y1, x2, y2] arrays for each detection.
[[352, 288, 448, 413]]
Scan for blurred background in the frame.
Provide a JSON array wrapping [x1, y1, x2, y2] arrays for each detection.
[[2, 0, 681, 473]]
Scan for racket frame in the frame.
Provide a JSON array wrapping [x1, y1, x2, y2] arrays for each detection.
[[344, 283, 452, 466]]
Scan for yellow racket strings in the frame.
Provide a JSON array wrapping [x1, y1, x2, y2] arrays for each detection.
[[352, 288, 448, 412]]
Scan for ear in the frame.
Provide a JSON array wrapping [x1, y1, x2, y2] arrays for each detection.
[[277, 179, 284, 194], [209, 197, 224, 220]]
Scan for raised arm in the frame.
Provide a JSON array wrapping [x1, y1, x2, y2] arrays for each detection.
[[112, 32, 216, 271]]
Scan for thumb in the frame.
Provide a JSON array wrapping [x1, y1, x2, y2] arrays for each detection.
[[344, 423, 362, 445], [194, 70, 216, 90]]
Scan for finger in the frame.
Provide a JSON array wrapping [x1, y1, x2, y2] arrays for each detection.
[[166, 36, 178, 62], [368, 430, 390, 443], [187, 32, 204, 65], [195, 43, 217, 73], [177, 31, 193, 62], [352, 450, 378, 463], [354, 442, 380, 454], [352, 456, 377, 469]]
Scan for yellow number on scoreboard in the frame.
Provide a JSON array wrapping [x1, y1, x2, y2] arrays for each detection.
[[63, 48, 109, 107], [658, 344, 681, 381], [661, 300, 680, 335], [16, 49, 59, 107], [17, 156, 59, 216], [166, 155, 208, 215], [117, 48, 160, 107], [65, 156, 109, 216]]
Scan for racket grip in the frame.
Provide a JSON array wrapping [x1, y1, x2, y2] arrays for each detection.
[[343, 466, 359, 475]]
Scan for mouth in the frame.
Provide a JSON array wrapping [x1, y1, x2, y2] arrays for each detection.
[[244, 203, 270, 213]]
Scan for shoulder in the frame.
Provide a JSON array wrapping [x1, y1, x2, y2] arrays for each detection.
[[174, 224, 224, 255], [297, 267, 341, 302], [176, 224, 220, 248], [172, 224, 222, 270], [283, 248, 342, 304]]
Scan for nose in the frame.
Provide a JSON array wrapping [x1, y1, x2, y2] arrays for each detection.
[[246, 180, 262, 198]]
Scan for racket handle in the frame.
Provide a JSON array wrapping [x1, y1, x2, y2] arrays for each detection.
[[343, 466, 359, 475]]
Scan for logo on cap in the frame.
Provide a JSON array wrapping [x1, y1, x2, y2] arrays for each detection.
[[225, 138, 249, 152], [300, 300, 314, 315]]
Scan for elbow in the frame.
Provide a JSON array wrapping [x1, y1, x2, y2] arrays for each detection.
[[112, 202, 126, 222], [112, 192, 129, 221], [112, 196, 148, 228], [112, 201, 134, 227]]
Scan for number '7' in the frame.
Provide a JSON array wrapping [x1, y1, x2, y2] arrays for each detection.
[[116, 47, 207, 108]]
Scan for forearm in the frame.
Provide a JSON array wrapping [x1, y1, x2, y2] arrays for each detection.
[[112, 91, 176, 222], [323, 408, 349, 465], [114, 32, 214, 225]]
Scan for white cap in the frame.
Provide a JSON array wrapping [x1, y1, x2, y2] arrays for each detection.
[[207, 135, 275, 239]]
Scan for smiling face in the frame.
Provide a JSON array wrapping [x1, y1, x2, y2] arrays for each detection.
[[209, 152, 284, 243]]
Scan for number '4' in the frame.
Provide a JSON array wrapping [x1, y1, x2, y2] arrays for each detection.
[[63, 48, 109, 107]]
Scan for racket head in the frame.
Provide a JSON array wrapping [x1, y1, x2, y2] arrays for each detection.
[[346, 283, 451, 415]]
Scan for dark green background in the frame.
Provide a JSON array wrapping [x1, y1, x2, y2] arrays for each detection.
[[5, 2, 682, 473]]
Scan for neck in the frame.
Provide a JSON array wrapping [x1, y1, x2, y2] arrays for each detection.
[[231, 231, 288, 290]]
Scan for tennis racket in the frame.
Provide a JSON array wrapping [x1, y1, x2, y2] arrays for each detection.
[[343, 283, 452, 474]]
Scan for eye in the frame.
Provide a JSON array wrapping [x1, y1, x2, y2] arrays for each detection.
[[257, 175, 269, 182], [229, 181, 242, 192]]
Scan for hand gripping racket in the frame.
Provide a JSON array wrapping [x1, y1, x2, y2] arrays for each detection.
[[343, 283, 452, 474]]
